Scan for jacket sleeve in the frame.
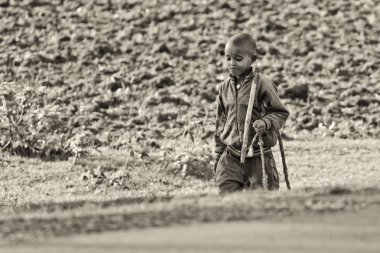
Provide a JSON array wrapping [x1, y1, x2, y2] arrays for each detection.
[[259, 76, 289, 131], [214, 86, 226, 160]]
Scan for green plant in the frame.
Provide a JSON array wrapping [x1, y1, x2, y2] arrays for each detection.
[[0, 82, 72, 158]]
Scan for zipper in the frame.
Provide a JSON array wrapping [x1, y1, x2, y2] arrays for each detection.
[[234, 81, 240, 132]]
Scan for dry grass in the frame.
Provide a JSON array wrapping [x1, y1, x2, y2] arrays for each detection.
[[0, 137, 380, 241], [275, 138, 380, 189], [1, 138, 379, 207]]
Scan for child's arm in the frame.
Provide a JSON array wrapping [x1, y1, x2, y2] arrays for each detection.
[[258, 75, 289, 131], [214, 89, 226, 167]]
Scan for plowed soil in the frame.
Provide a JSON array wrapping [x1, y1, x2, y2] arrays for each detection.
[[1, 1, 380, 251]]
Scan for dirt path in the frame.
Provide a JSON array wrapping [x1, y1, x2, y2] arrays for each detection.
[[2, 207, 380, 253]]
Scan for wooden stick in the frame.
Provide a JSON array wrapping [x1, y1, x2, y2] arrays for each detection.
[[278, 132, 291, 190], [240, 70, 258, 163]]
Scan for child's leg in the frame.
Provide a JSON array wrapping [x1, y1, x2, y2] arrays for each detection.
[[215, 150, 245, 193], [219, 180, 244, 193], [245, 152, 279, 190]]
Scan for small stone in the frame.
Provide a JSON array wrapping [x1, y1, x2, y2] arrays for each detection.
[[283, 83, 309, 101], [0, 0, 9, 7], [128, 116, 146, 126], [357, 98, 370, 107], [200, 91, 216, 102], [108, 81, 122, 92], [151, 75, 175, 89], [156, 112, 178, 122], [153, 43, 170, 54]]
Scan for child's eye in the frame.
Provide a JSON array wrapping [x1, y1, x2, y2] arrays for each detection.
[[226, 56, 231, 61], [235, 57, 242, 62]]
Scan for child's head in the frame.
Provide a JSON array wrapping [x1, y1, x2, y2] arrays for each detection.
[[224, 33, 257, 77]]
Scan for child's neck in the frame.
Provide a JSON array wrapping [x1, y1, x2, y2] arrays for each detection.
[[235, 67, 252, 83]]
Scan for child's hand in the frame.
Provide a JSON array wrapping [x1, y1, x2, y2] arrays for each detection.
[[253, 119, 267, 134]]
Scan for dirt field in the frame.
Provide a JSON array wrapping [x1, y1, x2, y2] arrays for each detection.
[[1, 0, 380, 158], [1, 0, 380, 251]]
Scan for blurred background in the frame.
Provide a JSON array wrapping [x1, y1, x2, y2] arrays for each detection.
[[1, 0, 379, 158], [0, 1, 380, 247]]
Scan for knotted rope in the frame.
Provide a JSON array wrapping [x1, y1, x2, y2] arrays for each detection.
[[249, 133, 267, 190], [258, 134, 267, 190]]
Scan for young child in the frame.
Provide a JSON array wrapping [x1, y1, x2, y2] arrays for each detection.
[[214, 33, 289, 193]]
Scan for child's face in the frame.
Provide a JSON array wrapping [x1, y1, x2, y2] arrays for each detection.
[[224, 43, 254, 77]]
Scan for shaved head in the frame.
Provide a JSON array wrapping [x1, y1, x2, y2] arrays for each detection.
[[225, 33, 257, 59]]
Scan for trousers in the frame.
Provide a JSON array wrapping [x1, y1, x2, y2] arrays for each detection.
[[215, 149, 279, 193]]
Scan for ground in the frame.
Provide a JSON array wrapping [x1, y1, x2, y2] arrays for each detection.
[[1, 0, 380, 251], [0, 138, 379, 252], [5, 208, 379, 253]]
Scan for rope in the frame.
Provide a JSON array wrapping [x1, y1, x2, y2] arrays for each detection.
[[258, 135, 267, 190], [249, 133, 267, 190]]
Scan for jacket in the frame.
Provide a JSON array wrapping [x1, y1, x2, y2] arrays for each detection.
[[214, 67, 289, 159]]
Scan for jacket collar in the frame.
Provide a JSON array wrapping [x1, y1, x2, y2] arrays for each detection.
[[229, 67, 256, 86]]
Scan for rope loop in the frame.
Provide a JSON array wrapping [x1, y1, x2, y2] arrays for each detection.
[[249, 133, 267, 190]]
